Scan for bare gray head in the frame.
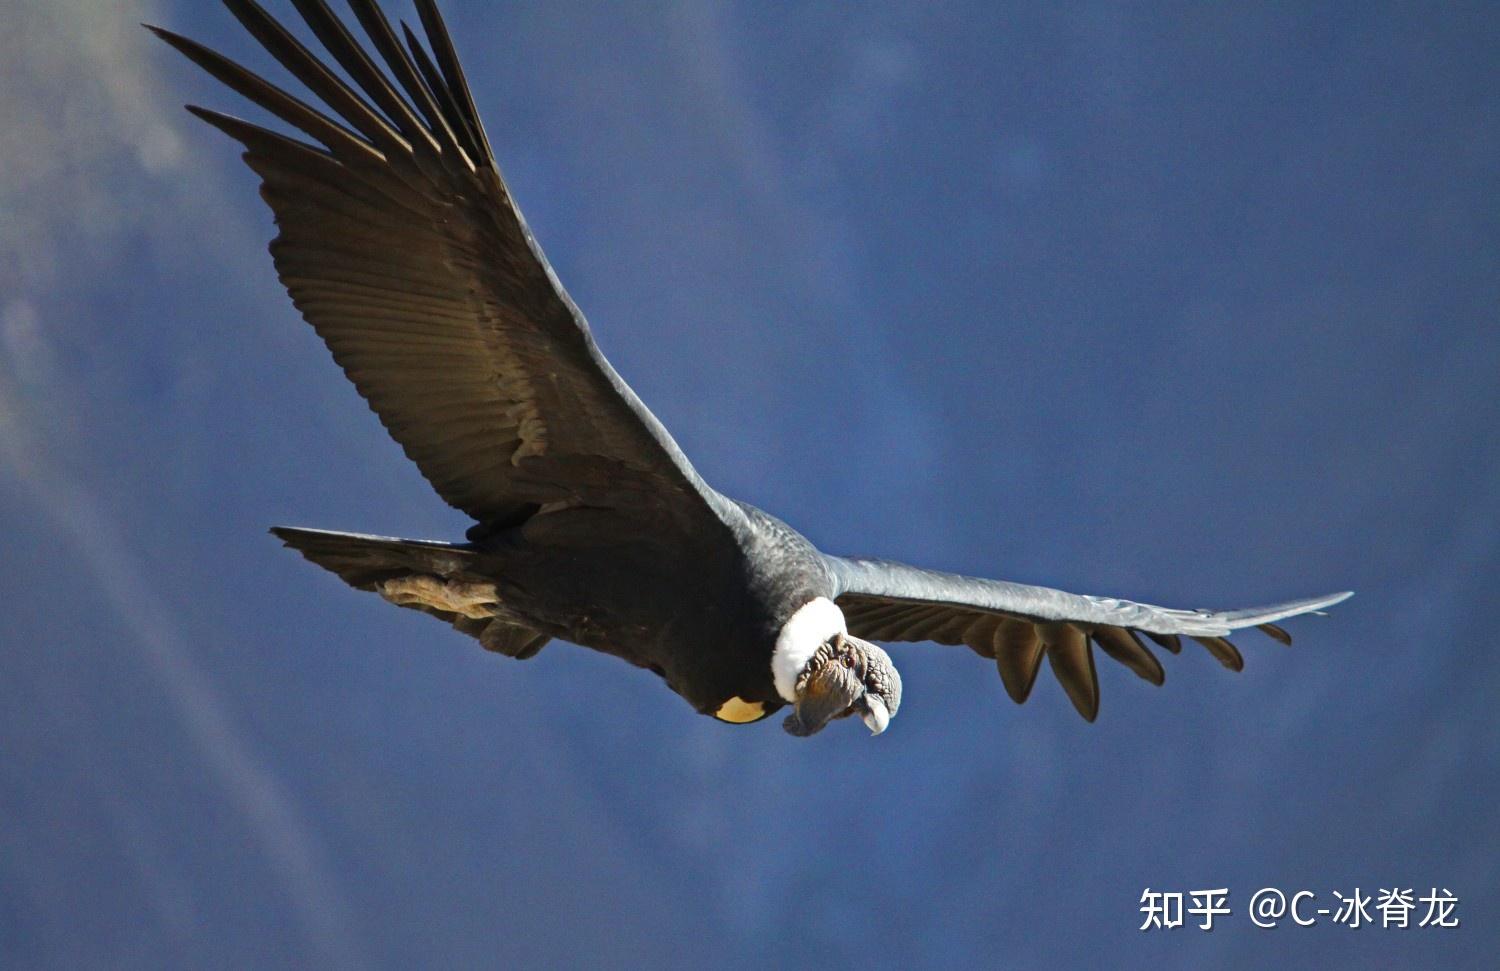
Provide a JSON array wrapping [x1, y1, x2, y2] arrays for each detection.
[[770, 597, 903, 737], [782, 632, 903, 737]]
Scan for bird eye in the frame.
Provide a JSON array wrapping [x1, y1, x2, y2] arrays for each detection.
[[843, 655, 856, 669]]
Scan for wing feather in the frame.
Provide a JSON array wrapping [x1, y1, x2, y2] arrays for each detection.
[[1190, 636, 1245, 672], [830, 555, 1351, 721], [994, 620, 1046, 704], [155, 1, 720, 533], [1091, 626, 1165, 686], [1042, 624, 1100, 722], [1142, 630, 1183, 655]]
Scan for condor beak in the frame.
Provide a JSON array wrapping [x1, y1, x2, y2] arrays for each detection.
[[858, 694, 891, 735], [783, 633, 902, 737], [782, 656, 862, 737]]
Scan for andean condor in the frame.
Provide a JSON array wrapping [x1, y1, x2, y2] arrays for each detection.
[[152, 0, 1351, 736]]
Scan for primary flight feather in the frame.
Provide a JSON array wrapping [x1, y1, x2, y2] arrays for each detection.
[[153, 0, 1350, 735]]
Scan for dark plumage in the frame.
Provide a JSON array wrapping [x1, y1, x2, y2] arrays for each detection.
[[155, 0, 1350, 735]]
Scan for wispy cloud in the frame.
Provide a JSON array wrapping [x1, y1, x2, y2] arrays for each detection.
[[0, 374, 364, 967], [0, 3, 362, 964], [0, 1, 190, 295]]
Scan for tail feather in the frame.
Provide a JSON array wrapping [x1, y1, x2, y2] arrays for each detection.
[[270, 525, 479, 590], [271, 525, 550, 659]]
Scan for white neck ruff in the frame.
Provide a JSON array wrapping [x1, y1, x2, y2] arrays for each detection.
[[772, 597, 846, 702]]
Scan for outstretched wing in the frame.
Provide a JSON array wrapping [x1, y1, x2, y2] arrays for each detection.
[[828, 556, 1351, 722], [151, 0, 718, 532]]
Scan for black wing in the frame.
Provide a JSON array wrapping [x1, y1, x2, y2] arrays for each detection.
[[829, 556, 1351, 722], [152, 0, 719, 533]]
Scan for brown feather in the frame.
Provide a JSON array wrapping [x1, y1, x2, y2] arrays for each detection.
[[994, 620, 1045, 705], [1258, 622, 1292, 646], [1190, 636, 1245, 671], [1092, 626, 1165, 686], [1043, 623, 1100, 721], [1142, 631, 1182, 654]]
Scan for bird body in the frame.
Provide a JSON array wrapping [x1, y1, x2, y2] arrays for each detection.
[[274, 497, 840, 725], [156, 0, 1350, 737]]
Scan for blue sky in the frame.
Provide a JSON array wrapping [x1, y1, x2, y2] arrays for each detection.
[[1, 1, 1495, 967]]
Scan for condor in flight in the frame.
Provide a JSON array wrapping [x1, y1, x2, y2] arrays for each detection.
[[153, 0, 1350, 737]]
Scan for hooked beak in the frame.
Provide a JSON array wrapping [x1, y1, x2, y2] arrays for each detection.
[[858, 694, 891, 735], [782, 648, 862, 737], [782, 632, 902, 737]]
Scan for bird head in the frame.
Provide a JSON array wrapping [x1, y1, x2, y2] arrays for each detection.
[[782, 632, 902, 737]]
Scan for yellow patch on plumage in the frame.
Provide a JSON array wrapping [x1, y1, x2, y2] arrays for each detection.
[[714, 696, 768, 724], [377, 575, 498, 620]]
